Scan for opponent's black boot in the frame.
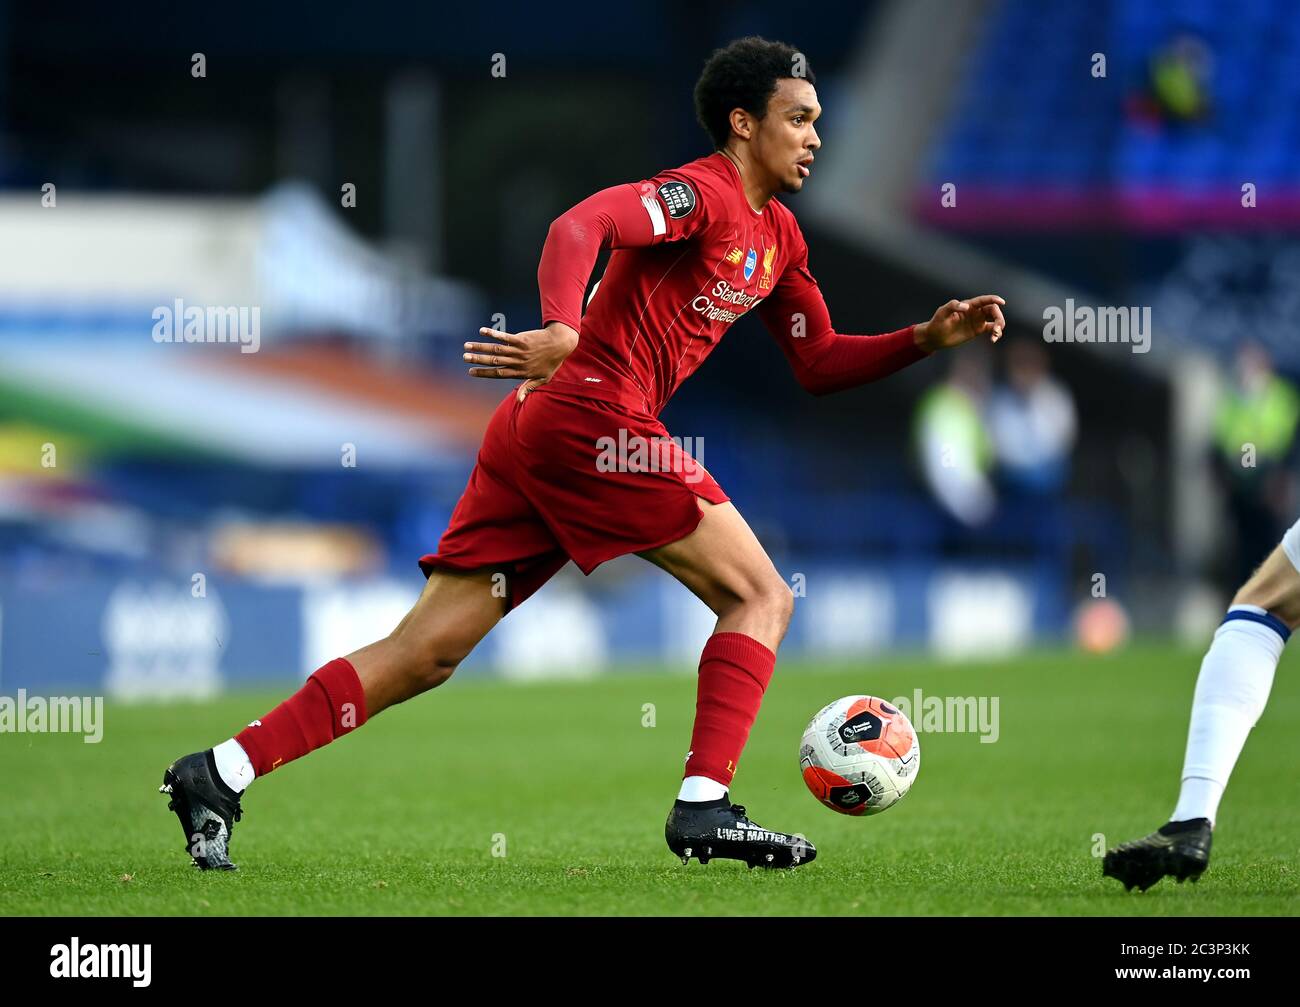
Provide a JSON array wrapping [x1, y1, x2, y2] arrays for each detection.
[[160, 750, 244, 871], [666, 796, 815, 869], [1102, 818, 1212, 892]]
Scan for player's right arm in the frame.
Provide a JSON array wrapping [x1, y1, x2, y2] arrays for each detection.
[[536, 177, 708, 331], [463, 174, 712, 398]]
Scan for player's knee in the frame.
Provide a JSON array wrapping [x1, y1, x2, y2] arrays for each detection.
[[415, 659, 460, 691], [774, 579, 796, 628], [389, 629, 466, 692], [749, 577, 795, 636], [397, 651, 461, 694]]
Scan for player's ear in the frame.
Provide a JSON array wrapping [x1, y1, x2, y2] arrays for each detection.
[[728, 107, 753, 142]]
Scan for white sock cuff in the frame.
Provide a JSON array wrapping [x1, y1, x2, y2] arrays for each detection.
[[1219, 606, 1289, 656], [677, 775, 728, 802], [212, 738, 256, 793]]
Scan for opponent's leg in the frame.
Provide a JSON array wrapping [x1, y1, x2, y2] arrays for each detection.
[[161, 567, 506, 869], [1104, 526, 1300, 891], [640, 499, 810, 868], [1170, 544, 1299, 823]]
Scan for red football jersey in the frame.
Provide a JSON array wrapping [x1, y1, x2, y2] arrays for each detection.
[[425, 152, 926, 603], [544, 152, 810, 415]]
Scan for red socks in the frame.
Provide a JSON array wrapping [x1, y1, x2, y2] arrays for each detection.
[[234, 640, 773, 788], [683, 632, 776, 787], [236, 658, 368, 778]]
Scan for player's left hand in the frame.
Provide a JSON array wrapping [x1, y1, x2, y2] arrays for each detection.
[[915, 295, 1006, 352], [464, 322, 580, 401]]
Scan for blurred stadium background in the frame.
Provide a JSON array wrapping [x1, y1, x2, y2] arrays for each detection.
[[1, 0, 1297, 699]]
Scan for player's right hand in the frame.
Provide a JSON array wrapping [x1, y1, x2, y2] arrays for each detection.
[[464, 322, 579, 401]]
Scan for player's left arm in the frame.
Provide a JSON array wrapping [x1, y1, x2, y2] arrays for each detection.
[[757, 237, 1005, 396]]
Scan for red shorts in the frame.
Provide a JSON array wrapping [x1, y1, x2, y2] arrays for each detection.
[[419, 379, 728, 608]]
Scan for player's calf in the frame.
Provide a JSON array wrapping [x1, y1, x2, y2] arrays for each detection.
[[349, 632, 463, 712], [352, 566, 508, 714]]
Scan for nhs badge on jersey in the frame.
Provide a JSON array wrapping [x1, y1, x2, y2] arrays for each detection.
[[743, 247, 757, 282]]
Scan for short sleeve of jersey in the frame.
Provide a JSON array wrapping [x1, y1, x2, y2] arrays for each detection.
[[632, 165, 719, 244]]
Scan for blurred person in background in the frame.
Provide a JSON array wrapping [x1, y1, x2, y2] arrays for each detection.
[[1212, 342, 1299, 586], [914, 352, 995, 527], [988, 340, 1077, 502], [1128, 29, 1215, 126]]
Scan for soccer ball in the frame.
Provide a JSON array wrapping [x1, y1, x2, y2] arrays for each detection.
[[800, 695, 920, 815]]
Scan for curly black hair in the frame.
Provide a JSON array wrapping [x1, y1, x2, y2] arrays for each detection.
[[693, 37, 816, 150]]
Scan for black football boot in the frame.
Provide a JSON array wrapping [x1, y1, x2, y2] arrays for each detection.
[[1102, 818, 1212, 892], [160, 750, 245, 871], [666, 795, 816, 869]]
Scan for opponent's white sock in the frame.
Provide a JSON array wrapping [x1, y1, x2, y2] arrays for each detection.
[[212, 738, 256, 794], [1171, 605, 1287, 825], [677, 775, 728, 802]]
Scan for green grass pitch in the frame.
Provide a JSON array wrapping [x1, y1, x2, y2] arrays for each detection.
[[2, 644, 1297, 915]]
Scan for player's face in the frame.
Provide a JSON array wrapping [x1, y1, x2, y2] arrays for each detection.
[[755, 78, 821, 194]]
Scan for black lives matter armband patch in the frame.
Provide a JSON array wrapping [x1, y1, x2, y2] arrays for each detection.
[[657, 180, 696, 219]]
